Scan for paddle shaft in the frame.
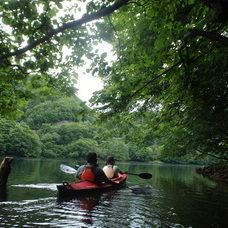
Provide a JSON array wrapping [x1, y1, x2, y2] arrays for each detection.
[[127, 172, 152, 179], [127, 172, 138, 176], [60, 164, 152, 179]]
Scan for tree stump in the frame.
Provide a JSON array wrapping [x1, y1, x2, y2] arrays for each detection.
[[0, 157, 14, 187], [0, 157, 14, 202]]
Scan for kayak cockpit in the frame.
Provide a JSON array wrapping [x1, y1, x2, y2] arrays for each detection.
[[57, 173, 127, 198]]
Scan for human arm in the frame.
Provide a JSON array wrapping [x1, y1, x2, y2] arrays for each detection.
[[75, 165, 84, 179], [96, 168, 119, 185], [113, 165, 125, 175]]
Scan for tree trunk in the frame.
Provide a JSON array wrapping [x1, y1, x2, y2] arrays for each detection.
[[198, 0, 228, 22]]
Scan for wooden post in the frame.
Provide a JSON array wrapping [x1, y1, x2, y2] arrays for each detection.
[[0, 157, 14, 186], [0, 157, 14, 201]]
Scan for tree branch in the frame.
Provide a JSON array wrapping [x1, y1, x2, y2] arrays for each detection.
[[205, 152, 228, 161], [196, 149, 228, 161], [179, 28, 228, 52], [0, 0, 130, 62], [130, 62, 181, 99], [189, 28, 228, 46]]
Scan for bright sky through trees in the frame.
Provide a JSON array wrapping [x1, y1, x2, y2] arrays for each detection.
[[77, 69, 103, 103], [76, 42, 115, 104]]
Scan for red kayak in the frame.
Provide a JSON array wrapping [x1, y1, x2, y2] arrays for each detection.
[[57, 173, 127, 198]]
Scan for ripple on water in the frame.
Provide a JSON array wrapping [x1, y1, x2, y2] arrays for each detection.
[[0, 186, 195, 228], [11, 183, 58, 191]]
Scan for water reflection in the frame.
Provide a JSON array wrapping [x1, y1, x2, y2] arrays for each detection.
[[0, 186, 7, 202], [153, 173, 228, 228], [129, 187, 152, 194], [0, 159, 227, 227], [58, 196, 100, 225], [57, 190, 119, 226]]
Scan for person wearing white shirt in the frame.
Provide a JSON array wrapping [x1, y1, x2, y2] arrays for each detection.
[[103, 156, 124, 179]]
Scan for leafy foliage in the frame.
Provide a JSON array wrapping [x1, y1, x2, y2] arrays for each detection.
[[1, 0, 227, 162], [101, 139, 130, 161], [0, 118, 41, 157], [0, 0, 125, 117], [19, 96, 92, 129], [0, 95, 217, 163], [91, 0, 228, 160]]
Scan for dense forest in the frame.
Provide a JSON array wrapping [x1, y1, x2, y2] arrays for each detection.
[[0, 96, 131, 160], [0, 96, 217, 164], [0, 0, 227, 164]]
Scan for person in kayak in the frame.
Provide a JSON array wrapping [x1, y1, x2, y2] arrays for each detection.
[[103, 156, 124, 179], [75, 152, 118, 185]]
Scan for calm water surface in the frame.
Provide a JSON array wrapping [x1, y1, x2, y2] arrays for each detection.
[[0, 158, 227, 227]]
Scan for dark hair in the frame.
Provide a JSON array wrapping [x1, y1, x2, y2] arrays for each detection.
[[86, 152, 97, 165], [106, 156, 115, 164]]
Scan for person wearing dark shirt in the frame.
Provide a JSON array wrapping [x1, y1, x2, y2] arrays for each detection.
[[75, 152, 118, 185]]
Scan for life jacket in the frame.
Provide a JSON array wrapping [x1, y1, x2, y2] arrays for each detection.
[[103, 165, 115, 179], [81, 167, 95, 182]]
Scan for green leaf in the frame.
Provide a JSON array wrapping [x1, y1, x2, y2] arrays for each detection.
[[47, 8, 57, 17], [2, 16, 11, 25], [56, 2, 63, 9], [101, 52, 107, 59]]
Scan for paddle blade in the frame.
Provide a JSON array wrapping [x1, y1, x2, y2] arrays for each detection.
[[130, 187, 152, 194], [138, 173, 152, 179], [60, 164, 77, 174]]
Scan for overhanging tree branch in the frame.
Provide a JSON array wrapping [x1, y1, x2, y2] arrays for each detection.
[[179, 28, 228, 51], [189, 29, 228, 46], [107, 62, 182, 114], [197, 149, 228, 161], [0, 0, 130, 62]]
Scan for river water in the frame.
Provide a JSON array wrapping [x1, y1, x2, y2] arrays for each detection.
[[0, 158, 227, 227]]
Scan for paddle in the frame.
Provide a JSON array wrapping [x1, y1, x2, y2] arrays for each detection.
[[60, 164, 152, 180], [60, 164, 77, 174], [127, 172, 152, 179], [127, 186, 152, 194]]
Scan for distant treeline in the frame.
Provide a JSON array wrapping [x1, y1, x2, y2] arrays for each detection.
[[0, 96, 216, 164]]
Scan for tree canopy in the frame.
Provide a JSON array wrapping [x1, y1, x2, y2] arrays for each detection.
[[0, 0, 227, 161], [19, 96, 92, 129], [0, 0, 130, 117], [90, 0, 228, 160]]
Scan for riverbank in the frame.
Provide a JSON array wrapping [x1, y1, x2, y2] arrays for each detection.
[[196, 162, 228, 184]]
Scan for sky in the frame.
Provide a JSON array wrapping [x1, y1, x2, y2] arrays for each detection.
[[75, 42, 115, 104], [76, 69, 104, 103]]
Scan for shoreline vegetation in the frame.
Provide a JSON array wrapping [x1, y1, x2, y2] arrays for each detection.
[[1, 156, 227, 185], [196, 162, 228, 184]]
